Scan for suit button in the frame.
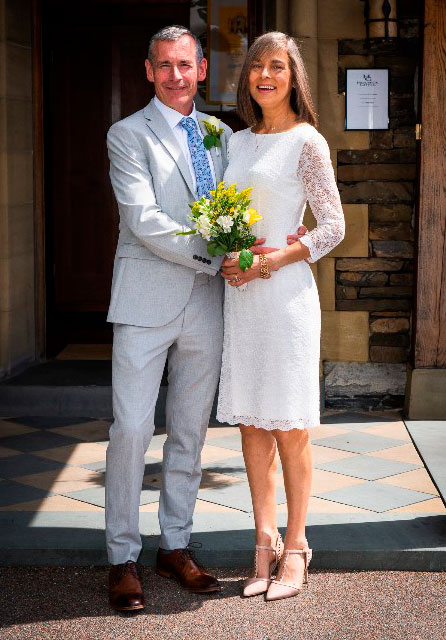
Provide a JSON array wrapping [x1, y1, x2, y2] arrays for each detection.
[[207, 259, 211, 264], [193, 254, 198, 260], [198, 256, 203, 261]]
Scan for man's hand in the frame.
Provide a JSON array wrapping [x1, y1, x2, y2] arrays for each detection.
[[287, 225, 308, 245], [250, 237, 278, 255]]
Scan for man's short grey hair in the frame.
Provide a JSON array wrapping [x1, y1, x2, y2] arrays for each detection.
[[148, 25, 204, 64]]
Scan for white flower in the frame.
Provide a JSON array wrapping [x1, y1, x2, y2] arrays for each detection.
[[242, 210, 250, 224], [206, 116, 221, 129], [196, 214, 213, 240], [216, 215, 234, 233]]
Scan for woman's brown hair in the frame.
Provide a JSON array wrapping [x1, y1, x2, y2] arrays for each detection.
[[237, 32, 318, 128]]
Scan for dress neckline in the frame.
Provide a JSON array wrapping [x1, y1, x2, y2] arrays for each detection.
[[249, 123, 312, 136]]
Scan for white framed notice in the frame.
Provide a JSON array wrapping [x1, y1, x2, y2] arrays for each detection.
[[345, 69, 389, 130]]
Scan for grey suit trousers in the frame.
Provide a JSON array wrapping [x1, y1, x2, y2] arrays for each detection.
[[105, 272, 224, 564]]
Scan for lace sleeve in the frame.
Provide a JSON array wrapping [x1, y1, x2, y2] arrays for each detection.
[[297, 132, 345, 263]]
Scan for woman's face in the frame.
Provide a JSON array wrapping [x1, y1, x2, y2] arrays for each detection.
[[248, 49, 292, 112]]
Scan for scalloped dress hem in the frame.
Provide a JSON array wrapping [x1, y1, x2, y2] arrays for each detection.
[[216, 413, 320, 431]]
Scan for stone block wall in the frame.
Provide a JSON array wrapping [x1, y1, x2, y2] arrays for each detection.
[[298, 0, 421, 409], [327, 3, 420, 408], [0, 0, 35, 376]]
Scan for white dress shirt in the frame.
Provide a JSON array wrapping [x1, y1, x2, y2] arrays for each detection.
[[153, 95, 216, 195]]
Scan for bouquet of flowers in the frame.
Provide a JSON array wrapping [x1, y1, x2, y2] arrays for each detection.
[[176, 181, 262, 271]]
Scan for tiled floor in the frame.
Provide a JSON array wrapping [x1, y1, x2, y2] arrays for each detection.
[[0, 412, 444, 516]]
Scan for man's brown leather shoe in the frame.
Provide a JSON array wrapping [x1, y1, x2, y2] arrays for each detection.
[[109, 561, 145, 611], [156, 546, 221, 593]]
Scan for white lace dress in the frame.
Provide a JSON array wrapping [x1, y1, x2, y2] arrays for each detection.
[[216, 124, 345, 431]]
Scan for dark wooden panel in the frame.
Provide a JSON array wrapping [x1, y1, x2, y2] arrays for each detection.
[[413, 0, 446, 367], [42, 1, 189, 352]]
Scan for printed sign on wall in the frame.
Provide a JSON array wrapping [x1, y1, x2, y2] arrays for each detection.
[[345, 69, 389, 130]]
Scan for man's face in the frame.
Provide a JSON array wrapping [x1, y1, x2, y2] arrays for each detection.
[[145, 35, 207, 115]]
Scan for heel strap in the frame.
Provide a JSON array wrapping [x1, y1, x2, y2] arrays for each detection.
[[283, 548, 311, 554], [255, 544, 275, 551], [255, 533, 283, 554]]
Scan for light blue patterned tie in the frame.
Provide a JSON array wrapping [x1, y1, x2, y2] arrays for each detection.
[[180, 117, 215, 198]]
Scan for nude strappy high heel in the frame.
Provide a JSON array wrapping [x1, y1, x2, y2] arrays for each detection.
[[265, 547, 312, 601], [242, 533, 284, 597]]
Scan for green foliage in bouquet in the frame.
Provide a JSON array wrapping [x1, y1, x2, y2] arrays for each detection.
[[176, 182, 262, 271]]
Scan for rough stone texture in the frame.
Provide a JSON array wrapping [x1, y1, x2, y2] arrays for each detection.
[[390, 273, 413, 286], [389, 94, 416, 127], [339, 182, 413, 204], [336, 285, 357, 299], [372, 241, 414, 258], [370, 311, 410, 317], [359, 286, 412, 299], [336, 299, 410, 312], [393, 127, 416, 148], [338, 164, 416, 182], [370, 129, 393, 149], [370, 334, 410, 347], [369, 204, 413, 222], [370, 318, 410, 333], [370, 346, 409, 363], [338, 272, 388, 286], [336, 258, 404, 272], [369, 223, 414, 241], [323, 361, 407, 397], [338, 149, 416, 164]]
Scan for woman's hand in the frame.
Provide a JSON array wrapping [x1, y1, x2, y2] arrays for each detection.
[[221, 255, 263, 287]]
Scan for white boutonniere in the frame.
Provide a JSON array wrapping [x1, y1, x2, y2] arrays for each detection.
[[202, 116, 224, 155]]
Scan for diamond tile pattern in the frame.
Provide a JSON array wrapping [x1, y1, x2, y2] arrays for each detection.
[[0, 454, 66, 478], [314, 431, 405, 454], [315, 455, 420, 480], [0, 412, 441, 517], [315, 482, 434, 513]]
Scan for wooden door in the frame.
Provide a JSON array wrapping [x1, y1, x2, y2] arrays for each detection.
[[43, 0, 190, 355]]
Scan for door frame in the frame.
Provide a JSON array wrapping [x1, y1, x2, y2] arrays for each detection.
[[32, 0, 267, 359], [33, 0, 45, 360]]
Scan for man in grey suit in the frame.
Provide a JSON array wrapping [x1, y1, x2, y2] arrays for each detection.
[[105, 25, 232, 611]]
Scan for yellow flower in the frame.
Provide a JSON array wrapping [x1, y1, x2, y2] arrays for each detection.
[[247, 208, 262, 226]]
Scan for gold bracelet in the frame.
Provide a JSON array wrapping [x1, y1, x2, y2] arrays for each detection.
[[259, 254, 271, 279]]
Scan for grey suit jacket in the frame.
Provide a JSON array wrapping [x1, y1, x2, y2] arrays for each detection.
[[106, 99, 232, 327]]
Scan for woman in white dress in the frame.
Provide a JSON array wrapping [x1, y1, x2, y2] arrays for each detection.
[[216, 32, 345, 601]]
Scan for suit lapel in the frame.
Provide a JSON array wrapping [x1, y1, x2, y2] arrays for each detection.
[[143, 100, 196, 197], [197, 114, 224, 185]]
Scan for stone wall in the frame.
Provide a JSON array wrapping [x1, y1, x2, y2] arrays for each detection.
[[293, 0, 421, 409], [329, 4, 420, 408], [0, 0, 35, 376]]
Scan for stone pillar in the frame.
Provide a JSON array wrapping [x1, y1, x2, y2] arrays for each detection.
[[288, 0, 318, 107], [0, 0, 35, 376], [405, 0, 446, 419]]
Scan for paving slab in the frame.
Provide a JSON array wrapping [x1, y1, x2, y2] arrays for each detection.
[[0, 411, 445, 570], [315, 454, 419, 480], [405, 420, 446, 501]]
